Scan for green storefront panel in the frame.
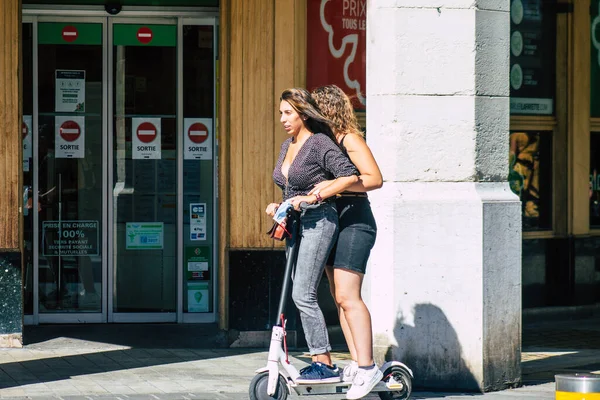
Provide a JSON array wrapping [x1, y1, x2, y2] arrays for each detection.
[[113, 24, 176, 47], [38, 23, 102, 45]]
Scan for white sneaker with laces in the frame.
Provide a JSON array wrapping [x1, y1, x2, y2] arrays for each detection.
[[346, 365, 383, 399], [342, 360, 358, 383]]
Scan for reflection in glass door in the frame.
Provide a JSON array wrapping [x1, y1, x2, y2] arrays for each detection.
[[36, 20, 106, 322], [110, 21, 178, 321]]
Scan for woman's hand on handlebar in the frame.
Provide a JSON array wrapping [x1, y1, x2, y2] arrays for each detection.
[[265, 202, 280, 217], [289, 195, 317, 211]]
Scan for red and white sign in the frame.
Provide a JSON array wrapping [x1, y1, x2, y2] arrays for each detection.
[[137, 27, 153, 44], [306, 0, 366, 110], [60, 120, 81, 142], [55, 116, 85, 158], [132, 117, 161, 160], [62, 25, 79, 43], [23, 116, 32, 172], [184, 118, 212, 160]]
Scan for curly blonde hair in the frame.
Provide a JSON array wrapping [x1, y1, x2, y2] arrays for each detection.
[[311, 85, 364, 138]]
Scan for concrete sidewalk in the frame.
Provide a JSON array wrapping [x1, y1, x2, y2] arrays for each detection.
[[0, 319, 599, 400]]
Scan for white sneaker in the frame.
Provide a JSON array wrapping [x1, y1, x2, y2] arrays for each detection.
[[342, 360, 358, 383], [346, 365, 383, 399]]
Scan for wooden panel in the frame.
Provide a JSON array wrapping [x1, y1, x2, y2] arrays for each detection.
[[223, 0, 306, 249], [218, 0, 231, 331], [0, 0, 22, 250], [294, 0, 307, 89], [570, 0, 591, 235], [241, 0, 274, 248], [228, 0, 244, 248]]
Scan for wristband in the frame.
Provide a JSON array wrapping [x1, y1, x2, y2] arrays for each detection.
[[315, 192, 323, 203]]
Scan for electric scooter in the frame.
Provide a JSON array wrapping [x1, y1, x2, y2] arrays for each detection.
[[249, 203, 413, 400]]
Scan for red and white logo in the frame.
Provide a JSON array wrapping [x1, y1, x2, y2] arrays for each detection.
[[137, 27, 153, 44], [136, 121, 157, 143], [188, 122, 209, 144], [22, 122, 28, 139], [60, 120, 81, 142], [61, 26, 78, 43]]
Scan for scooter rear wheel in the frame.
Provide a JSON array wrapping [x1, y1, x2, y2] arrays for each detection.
[[249, 371, 288, 400], [378, 365, 412, 400]]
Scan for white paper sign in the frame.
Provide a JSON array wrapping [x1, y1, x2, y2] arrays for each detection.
[[125, 222, 164, 250], [187, 282, 209, 312], [184, 118, 212, 160], [55, 70, 85, 112], [190, 203, 207, 241], [132, 117, 161, 160], [23, 115, 32, 172], [55, 116, 85, 159]]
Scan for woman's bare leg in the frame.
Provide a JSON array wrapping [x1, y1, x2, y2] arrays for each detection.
[[332, 268, 374, 366]]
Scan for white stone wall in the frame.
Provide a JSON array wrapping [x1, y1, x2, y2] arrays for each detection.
[[366, 0, 521, 391]]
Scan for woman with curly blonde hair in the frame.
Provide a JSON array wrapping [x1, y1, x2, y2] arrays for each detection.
[[310, 85, 383, 400]]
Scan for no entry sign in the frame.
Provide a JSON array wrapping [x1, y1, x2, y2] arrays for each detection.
[[60, 120, 81, 142], [132, 118, 161, 160], [184, 118, 213, 160], [137, 27, 153, 44], [137, 122, 157, 143], [62, 25, 78, 42], [188, 122, 209, 144], [55, 116, 85, 158]]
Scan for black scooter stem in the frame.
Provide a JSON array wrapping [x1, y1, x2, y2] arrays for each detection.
[[274, 213, 300, 327]]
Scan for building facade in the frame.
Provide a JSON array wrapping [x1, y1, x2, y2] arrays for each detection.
[[0, 0, 596, 391]]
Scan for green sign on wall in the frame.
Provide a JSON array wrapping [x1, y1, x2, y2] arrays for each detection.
[[38, 23, 102, 45], [113, 24, 176, 47]]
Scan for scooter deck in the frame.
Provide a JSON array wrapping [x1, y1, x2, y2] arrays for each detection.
[[290, 380, 393, 396]]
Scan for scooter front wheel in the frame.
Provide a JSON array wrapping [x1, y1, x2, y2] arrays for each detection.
[[378, 365, 412, 400], [249, 371, 288, 400]]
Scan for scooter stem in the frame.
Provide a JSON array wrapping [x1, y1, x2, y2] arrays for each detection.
[[274, 214, 299, 326]]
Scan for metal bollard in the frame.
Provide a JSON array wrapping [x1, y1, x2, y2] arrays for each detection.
[[555, 374, 600, 400]]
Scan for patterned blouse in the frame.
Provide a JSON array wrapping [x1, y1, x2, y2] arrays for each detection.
[[273, 133, 358, 201]]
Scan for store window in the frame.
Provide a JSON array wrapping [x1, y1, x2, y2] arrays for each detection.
[[509, 131, 553, 231], [509, 0, 556, 116]]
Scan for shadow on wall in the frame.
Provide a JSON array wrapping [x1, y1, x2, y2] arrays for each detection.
[[385, 303, 481, 392]]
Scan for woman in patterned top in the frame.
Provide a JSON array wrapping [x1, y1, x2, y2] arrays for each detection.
[[310, 85, 383, 400], [265, 88, 358, 383]]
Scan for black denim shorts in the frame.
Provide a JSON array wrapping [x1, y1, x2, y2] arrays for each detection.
[[326, 196, 377, 274]]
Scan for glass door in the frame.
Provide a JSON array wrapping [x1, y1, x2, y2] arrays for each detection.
[[109, 19, 178, 322], [22, 10, 218, 325], [180, 19, 217, 322], [36, 18, 107, 323]]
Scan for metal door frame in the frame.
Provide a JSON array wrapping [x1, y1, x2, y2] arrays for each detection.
[[26, 14, 108, 324]]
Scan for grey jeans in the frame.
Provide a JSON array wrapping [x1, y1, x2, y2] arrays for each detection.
[[289, 202, 338, 356]]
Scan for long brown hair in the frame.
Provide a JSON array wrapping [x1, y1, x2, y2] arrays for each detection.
[[280, 88, 338, 144], [311, 85, 364, 138]]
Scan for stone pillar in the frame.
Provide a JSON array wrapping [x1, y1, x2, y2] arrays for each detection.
[[0, 0, 23, 347], [366, 0, 521, 391]]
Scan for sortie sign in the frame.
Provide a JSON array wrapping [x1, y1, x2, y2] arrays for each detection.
[[55, 116, 85, 159], [132, 117, 161, 160]]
